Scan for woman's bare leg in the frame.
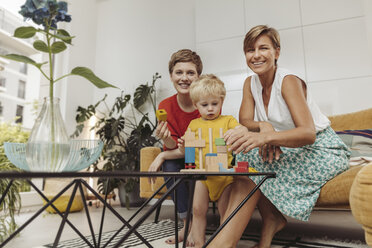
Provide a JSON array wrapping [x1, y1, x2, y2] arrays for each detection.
[[217, 184, 232, 224], [254, 195, 287, 248], [210, 177, 261, 248], [190, 181, 210, 248]]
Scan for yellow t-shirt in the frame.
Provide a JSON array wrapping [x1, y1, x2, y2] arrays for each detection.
[[187, 115, 240, 201]]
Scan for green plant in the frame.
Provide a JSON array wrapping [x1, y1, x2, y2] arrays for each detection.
[[0, 123, 30, 242], [73, 73, 162, 207], [0, 0, 116, 102]]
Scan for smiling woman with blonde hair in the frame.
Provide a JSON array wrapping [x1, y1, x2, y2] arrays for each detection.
[[211, 25, 351, 248]]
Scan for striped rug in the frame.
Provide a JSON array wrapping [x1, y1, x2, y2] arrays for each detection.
[[44, 219, 182, 248], [44, 219, 367, 248]]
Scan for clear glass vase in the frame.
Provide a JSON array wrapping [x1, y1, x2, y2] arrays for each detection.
[[26, 97, 71, 172]]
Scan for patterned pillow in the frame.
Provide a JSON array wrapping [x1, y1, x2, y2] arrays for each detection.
[[336, 129, 372, 157]]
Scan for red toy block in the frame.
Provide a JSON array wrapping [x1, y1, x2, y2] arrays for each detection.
[[237, 161, 249, 169], [234, 167, 247, 172]]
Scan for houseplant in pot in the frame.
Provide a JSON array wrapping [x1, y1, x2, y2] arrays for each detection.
[[0, 0, 116, 172], [0, 123, 29, 242], [73, 73, 162, 208]]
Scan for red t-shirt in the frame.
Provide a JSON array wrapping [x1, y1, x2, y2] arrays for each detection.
[[158, 94, 200, 150]]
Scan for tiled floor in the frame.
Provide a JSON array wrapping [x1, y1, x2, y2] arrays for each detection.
[[5, 201, 368, 248]]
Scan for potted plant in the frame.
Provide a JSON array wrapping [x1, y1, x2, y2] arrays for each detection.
[[73, 73, 162, 208], [0, 122, 30, 242]]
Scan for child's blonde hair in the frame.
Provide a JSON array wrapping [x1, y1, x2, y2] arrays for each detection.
[[189, 74, 226, 104]]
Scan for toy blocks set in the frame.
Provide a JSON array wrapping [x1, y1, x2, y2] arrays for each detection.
[[181, 127, 230, 172]]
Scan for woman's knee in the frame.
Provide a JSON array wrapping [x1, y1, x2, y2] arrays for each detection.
[[162, 159, 184, 172]]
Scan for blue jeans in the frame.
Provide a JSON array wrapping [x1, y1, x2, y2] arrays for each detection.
[[162, 159, 190, 219]]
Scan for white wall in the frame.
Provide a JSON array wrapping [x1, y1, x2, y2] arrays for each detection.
[[196, 0, 372, 117], [63, 0, 372, 133], [63, 0, 196, 135]]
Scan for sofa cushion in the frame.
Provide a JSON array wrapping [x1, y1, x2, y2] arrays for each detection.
[[316, 165, 363, 208], [336, 129, 372, 158], [329, 108, 372, 131]]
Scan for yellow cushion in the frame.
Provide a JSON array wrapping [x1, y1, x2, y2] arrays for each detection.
[[329, 108, 372, 131], [350, 163, 372, 246], [43, 178, 86, 213], [139, 147, 170, 199], [316, 165, 362, 208]]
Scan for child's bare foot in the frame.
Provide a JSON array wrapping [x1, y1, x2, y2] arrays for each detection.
[[257, 210, 287, 248], [165, 226, 188, 245]]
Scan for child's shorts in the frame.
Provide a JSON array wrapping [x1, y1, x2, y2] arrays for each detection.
[[202, 176, 233, 202]]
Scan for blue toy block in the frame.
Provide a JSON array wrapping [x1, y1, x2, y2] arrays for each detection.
[[185, 147, 195, 163], [218, 163, 234, 172], [206, 153, 217, 157]]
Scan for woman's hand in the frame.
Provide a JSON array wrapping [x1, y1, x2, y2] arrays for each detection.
[[155, 121, 171, 140], [258, 122, 282, 163], [225, 124, 282, 163], [225, 126, 266, 153], [148, 152, 164, 184], [178, 138, 185, 154]]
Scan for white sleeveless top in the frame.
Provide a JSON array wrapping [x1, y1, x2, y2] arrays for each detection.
[[250, 68, 330, 132]]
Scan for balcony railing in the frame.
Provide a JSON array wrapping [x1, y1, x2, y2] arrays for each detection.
[[0, 7, 36, 45]]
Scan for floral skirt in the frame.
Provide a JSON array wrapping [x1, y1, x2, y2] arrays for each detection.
[[236, 126, 350, 221]]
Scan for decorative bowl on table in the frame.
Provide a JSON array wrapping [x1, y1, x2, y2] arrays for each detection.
[[4, 139, 103, 172]]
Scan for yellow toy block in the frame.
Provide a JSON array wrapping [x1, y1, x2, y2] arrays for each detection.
[[156, 109, 167, 121]]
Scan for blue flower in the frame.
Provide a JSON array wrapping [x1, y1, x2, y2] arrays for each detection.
[[19, 0, 71, 29], [19, 0, 37, 19], [32, 7, 49, 25]]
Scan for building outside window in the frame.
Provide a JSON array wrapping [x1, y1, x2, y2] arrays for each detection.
[[0, 77, 5, 88], [15, 105, 23, 124], [19, 62, 27, 74], [18, 80, 26, 99]]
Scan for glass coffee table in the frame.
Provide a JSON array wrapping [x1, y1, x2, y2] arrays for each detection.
[[0, 170, 275, 248]]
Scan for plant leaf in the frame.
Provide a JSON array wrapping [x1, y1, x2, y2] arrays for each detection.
[[56, 29, 73, 44], [33, 40, 49, 53], [71, 67, 118, 89], [134, 84, 152, 109], [14, 26, 37, 39], [51, 41, 67, 54], [0, 54, 46, 69]]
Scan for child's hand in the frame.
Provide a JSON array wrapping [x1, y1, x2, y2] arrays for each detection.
[[148, 152, 164, 184], [155, 121, 171, 141], [178, 137, 185, 154]]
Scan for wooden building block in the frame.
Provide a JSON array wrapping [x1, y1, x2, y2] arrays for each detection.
[[216, 145, 227, 153], [185, 147, 195, 164], [186, 139, 206, 148], [234, 166, 248, 172], [205, 153, 217, 171], [237, 161, 249, 169], [217, 153, 228, 169], [184, 129, 196, 147], [156, 109, 167, 121], [181, 168, 206, 172], [215, 138, 226, 146]]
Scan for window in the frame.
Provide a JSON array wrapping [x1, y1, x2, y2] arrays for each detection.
[[0, 77, 5, 87], [15, 105, 23, 124], [19, 62, 27, 74], [18, 80, 26, 99], [0, 101, 3, 116]]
